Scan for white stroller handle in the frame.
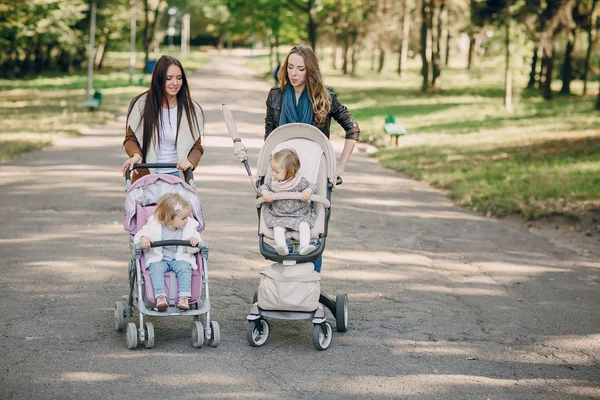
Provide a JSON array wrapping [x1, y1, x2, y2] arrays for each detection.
[[255, 192, 330, 208]]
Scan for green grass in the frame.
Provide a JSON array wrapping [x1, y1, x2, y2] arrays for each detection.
[[249, 49, 600, 220], [0, 49, 209, 161]]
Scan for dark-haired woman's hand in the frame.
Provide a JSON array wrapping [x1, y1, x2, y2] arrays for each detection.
[[177, 158, 193, 171], [121, 153, 142, 176]]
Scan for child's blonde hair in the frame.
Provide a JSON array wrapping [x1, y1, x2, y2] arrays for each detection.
[[271, 149, 300, 181], [154, 193, 191, 229]]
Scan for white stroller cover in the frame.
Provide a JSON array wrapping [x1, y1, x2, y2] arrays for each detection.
[[123, 174, 204, 234]]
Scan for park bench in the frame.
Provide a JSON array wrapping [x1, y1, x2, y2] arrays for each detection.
[[84, 91, 103, 111], [384, 115, 406, 146]]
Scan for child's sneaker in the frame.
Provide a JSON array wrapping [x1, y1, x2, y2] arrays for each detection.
[[178, 296, 189, 311], [299, 244, 316, 255], [156, 295, 168, 312], [274, 245, 289, 256]]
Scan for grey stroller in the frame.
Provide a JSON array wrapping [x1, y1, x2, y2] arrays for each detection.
[[238, 123, 349, 351]]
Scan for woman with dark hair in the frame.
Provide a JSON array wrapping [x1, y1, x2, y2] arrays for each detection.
[[121, 55, 204, 182], [265, 45, 360, 177], [264, 45, 361, 272]]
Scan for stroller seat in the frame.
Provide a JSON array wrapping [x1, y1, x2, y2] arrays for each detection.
[[255, 124, 336, 263]]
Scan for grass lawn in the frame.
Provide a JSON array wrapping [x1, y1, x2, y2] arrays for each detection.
[[0, 49, 208, 162], [249, 50, 600, 220]]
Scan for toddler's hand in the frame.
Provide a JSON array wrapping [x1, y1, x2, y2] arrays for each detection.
[[141, 236, 152, 249], [189, 237, 199, 246], [301, 188, 313, 201], [261, 190, 273, 202]]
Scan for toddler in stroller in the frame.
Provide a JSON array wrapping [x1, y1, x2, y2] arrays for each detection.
[[114, 165, 220, 350], [236, 122, 349, 351]]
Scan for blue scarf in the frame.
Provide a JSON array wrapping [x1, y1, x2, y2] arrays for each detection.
[[279, 84, 313, 126]]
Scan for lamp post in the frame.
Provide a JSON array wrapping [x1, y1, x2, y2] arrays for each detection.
[[168, 7, 178, 49]]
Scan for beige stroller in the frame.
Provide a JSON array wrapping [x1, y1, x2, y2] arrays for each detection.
[[224, 112, 349, 351]]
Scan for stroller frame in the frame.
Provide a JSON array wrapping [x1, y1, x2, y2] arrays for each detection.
[[115, 164, 220, 350]]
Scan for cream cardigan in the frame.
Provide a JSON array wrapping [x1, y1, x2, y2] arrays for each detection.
[[128, 93, 203, 174], [133, 215, 202, 268]]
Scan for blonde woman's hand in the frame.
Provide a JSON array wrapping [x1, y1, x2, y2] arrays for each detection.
[[122, 153, 142, 176], [177, 158, 193, 171], [301, 188, 313, 201], [141, 236, 152, 250]]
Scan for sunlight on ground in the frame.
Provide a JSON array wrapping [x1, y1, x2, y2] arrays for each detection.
[[60, 372, 127, 382], [476, 261, 571, 276]]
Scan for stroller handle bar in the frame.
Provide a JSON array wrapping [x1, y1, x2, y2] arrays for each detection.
[[255, 193, 330, 208], [125, 163, 195, 190]]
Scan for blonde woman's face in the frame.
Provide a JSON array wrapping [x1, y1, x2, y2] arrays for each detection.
[[287, 54, 306, 89]]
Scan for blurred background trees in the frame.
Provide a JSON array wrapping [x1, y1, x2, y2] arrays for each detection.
[[1, 0, 600, 106]]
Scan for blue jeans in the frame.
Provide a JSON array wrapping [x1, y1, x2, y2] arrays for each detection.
[[148, 260, 192, 298]]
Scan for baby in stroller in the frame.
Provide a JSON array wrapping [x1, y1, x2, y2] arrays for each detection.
[[258, 148, 317, 257], [134, 193, 202, 312], [115, 167, 220, 350]]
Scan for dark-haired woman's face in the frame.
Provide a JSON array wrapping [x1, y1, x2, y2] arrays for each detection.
[[287, 54, 306, 88], [164, 65, 183, 99]]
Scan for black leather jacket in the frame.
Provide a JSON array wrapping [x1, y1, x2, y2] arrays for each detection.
[[265, 86, 360, 141]]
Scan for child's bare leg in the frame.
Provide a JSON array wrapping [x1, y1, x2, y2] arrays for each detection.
[[298, 222, 316, 255], [273, 226, 289, 256]]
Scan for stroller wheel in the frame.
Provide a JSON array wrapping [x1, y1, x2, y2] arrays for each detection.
[[207, 321, 220, 347], [335, 293, 349, 332], [144, 322, 154, 349], [126, 323, 138, 350], [312, 322, 332, 351], [246, 319, 269, 347], [114, 302, 125, 332], [192, 321, 204, 348]]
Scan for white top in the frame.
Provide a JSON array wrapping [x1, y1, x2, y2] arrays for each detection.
[[156, 106, 178, 173]]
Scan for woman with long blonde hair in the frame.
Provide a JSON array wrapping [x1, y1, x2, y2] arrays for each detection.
[[265, 45, 360, 178], [263, 45, 360, 272]]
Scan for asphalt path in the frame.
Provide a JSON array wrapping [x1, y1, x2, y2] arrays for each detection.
[[1, 52, 599, 400]]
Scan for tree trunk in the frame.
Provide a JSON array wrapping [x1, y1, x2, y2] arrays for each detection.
[[445, 29, 451, 66], [421, 0, 431, 91], [332, 39, 339, 70], [350, 31, 360, 77], [583, 28, 594, 95], [504, 0, 512, 112], [95, 40, 106, 70], [308, 5, 317, 51], [398, 4, 410, 76], [541, 41, 556, 100], [560, 26, 576, 95], [467, 33, 476, 70], [378, 45, 385, 73], [342, 34, 349, 75], [583, 0, 598, 95], [431, 0, 444, 91], [527, 41, 540, 89]]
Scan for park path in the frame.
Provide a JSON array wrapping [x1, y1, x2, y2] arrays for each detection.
[[1, 51, 599, 400]]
